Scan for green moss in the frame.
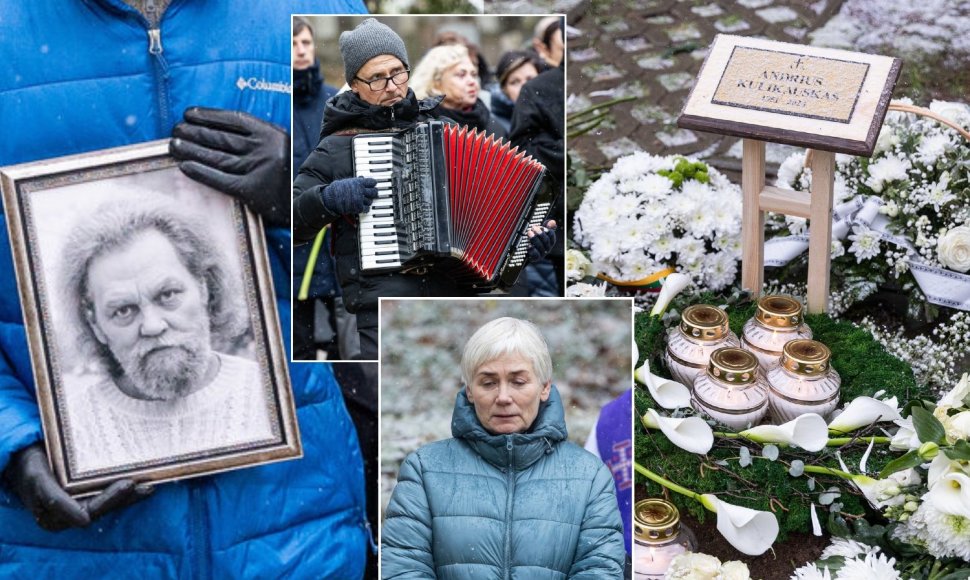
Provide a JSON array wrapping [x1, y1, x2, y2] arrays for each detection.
[[634, 294, 925, 539]]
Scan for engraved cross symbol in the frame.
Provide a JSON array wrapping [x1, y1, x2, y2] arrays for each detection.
[[791, 57, 805, 70]]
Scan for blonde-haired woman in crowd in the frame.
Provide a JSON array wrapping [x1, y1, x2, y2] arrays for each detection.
[[411, 44, 506, 137]]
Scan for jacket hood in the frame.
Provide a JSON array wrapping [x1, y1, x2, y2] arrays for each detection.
[[451, 384, 568, 471], [320, 89, 443, 138]]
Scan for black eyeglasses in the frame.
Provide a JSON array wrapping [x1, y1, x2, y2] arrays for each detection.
[[354, 69, 410, 91]]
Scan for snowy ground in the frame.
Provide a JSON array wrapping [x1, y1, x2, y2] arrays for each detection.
[[379, 298, 632, 510]]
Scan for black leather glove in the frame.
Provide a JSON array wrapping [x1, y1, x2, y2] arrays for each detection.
[[320, 177, 380, 215], [170, 107, 290, 227], [527, 220, 557, 262], [4, 443, 153, 532]]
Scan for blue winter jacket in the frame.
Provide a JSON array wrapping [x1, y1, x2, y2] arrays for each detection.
[[381, 386, 625, 579], [0, 1, 370, 578]]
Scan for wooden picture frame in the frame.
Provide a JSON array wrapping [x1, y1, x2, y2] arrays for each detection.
[[0, 140, 301, 496]]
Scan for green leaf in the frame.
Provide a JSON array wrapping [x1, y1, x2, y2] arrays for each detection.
[[937, 571, 970, 580], [815, 556, 845, 574], [879, 449, 922, 478], [944, 440, 970, 461], [912, 406, 946, 445]]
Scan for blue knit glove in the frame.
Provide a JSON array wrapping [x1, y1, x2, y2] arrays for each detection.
[[527, 220, 557, 262], [320, 177, 380, 215]]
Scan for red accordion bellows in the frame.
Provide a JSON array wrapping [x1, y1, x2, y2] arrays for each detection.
[[442, 124, 546, 283]]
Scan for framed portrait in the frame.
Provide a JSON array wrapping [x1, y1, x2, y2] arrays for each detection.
[[0, 140, 300, 496]]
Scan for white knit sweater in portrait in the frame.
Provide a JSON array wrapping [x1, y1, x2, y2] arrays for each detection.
[[64, 353, 276, 475]]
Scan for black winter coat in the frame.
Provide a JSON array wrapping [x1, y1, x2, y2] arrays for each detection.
[[436, 98, 507, 139], [509, 65, 565, 257], [292, 64, 339, 299], [292, 89, 470, 314]]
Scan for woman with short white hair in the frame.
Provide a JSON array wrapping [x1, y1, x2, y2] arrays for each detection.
[[381, 317, 625, 579], [410, 44, 506, 137]]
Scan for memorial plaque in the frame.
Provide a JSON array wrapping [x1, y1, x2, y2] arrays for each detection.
[[679, 35, 901, 156]]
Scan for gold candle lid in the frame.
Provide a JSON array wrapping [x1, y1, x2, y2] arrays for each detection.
[[755, 295, 804, 329], [707, 348, 758, 385], [781, 339, 831, 376], [634, 499, 681, 544], [680, 304, 730, 341]]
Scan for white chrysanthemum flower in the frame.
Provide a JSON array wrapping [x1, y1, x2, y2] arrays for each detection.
[[668, 192, 698, 220], [819, 537, 876, 560], [831, 240, 845, 258], [639, 173, 674, 198], [652, 233, 676, 263], [924, 172, 955, 211], [865, 155, 911, 193], [677, 236, 706, 264], [874, 125, 899, 154], [703, 251, 738, 291], [835, 552, 900, 580], [685, 207, 715, 237], [565, 282, 608, 297], [894, 502, 970, 560], [847, 226, 881, 263], [916, 132, 952, 165], [791, 563, 833, 580], [775, 152, 805, 189], [787, 215, 808, 235]]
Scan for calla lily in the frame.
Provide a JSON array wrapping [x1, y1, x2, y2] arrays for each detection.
[[699, 493, 779, 556], [739, 414, 828, 452], [650, 272, 691, 316], [828, 396, 902, 434], [635, 359, 691, 409], [926, 473, 970, 519], [641, 408, 713, 454]]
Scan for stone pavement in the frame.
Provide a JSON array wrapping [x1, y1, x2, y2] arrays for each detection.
[[565, 0, 846, 177]]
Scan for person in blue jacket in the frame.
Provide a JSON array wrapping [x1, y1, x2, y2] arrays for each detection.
[[381, 317, 625, 578], [0, 1, 370, 577]]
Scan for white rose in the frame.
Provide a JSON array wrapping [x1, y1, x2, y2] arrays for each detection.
[[717, 560, 751, 580], [565, 249, 592, 281], [942, 410, 970, 445], [929, 100, 970, 126], [667, 552, 721, 579], [937, 225, 970, 273]]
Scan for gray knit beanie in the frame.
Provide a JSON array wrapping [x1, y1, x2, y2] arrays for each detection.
[[339, 18, 410, 84]]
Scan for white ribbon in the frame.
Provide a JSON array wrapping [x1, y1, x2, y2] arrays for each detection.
[[764, 195, 970, 311]]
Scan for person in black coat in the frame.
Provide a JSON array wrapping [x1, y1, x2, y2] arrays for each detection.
[[509, 38, 565, 296], [410, 44, 506, 138], [292, 19, 556, 359], [291, 17, 345, 361], [490, 50, 541, 133]]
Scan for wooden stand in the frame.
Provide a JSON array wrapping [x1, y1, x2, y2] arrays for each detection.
[[740, 139, 835, 313]]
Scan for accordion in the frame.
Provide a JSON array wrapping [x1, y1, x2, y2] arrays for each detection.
[[352, 121, 550, 289]]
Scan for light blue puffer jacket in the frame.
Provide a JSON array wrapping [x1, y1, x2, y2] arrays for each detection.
[[0, 1, 370, 578], [382, 386, 625, 579]]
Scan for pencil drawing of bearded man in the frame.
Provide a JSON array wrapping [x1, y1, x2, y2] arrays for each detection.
[[58, 202, 276, 474]]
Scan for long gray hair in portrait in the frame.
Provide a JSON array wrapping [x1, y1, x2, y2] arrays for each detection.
[[59, 201, 251, 370], [460, 317, 552, 388]]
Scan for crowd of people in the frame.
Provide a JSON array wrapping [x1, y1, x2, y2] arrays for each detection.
[[292, 16, 566, 361]]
